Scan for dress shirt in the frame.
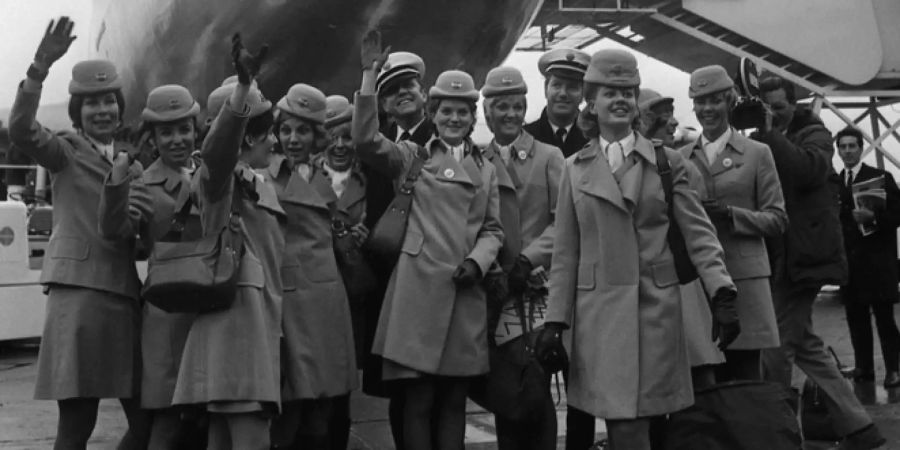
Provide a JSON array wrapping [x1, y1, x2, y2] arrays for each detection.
[[599, 132, 636, 173], [701, 128, 733, 165]]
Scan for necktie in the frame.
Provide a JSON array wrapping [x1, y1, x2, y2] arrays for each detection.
[[499, 145, 511, 164], [847, 168, 854, 187], [606, 142, 624, 173], [555, 128, 567, 146], [398, 130, 412, 142]]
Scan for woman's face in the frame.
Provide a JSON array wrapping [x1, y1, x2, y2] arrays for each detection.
[[81, 92, 120, 142], [433, 99, 473, 146], [326, 122, 355, 171], [590, 86, 637, 131], [152, 118, 195, 169], [693, 91, 730, 138], [277, 115, 316, 165], [245, 127, 276, 169]]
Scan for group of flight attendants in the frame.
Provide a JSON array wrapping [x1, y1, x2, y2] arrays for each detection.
[[9, 13, 886, 450]]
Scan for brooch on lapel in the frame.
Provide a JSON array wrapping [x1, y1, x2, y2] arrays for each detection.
[[518, 150, 528, 161], [444, 168, 455, 178], [722, 158, 733, 168]]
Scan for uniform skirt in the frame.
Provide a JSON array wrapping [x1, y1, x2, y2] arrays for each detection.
[[140, 304, 195, 409], [680, 280, 725, 367], [34, 285, 140, 400]]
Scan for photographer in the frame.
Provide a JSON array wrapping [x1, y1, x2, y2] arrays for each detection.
[[756, 76, 885, 448]]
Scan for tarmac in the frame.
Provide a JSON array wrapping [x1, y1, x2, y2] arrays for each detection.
[[1, 290, 900, 449]]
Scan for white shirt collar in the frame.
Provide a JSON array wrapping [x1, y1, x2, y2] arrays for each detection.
[[84, 134, 115, 161], [395, 117, 427, 142], [701, 128, 733, 163], [549, 121, 573, 136], [845, 161, 864, 176], [599, 132, 636, 158]]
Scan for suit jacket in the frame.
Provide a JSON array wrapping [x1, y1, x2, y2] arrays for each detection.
[[839, 164, 900, 304], [524, 108, 589, 158], [8, 83, 150, 299], [753, 107, 847, 287], [547, 133, 733, 419]]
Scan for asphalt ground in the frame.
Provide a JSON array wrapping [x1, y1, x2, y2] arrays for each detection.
[[1, 290, 899, 449]]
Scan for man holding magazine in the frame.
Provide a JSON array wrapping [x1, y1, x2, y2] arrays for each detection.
[[837, 126, 900, 389]]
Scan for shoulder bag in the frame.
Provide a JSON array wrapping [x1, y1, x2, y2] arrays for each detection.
[[655, 143, 700, 284], [365, 147, 428, 264]]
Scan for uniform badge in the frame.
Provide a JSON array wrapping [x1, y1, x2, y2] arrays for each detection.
[[169, 98, 180, 109], [444, 168, 455, 178], [722, 157, 733, 168], [501, 77, 513, 85], [698, 79, 709, 87], [450, 81, 462, 90], [518, 150, 527, 160], [95, 72, 108, 82]]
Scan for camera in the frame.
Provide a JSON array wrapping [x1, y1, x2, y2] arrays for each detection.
[[730, 58, 767, 130]]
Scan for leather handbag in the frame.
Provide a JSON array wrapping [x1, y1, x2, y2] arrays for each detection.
[[330, 206, 376, 299], [365, 148, 427, 264], [655, 143, 699, 284], [142, 177, 246, 313]]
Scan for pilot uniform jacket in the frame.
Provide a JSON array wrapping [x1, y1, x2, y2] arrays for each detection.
[[354, 92, 504, 377], [99, 158, 199, 409], [680, 131, 788, 349], [172, 106, 286, 408], [265, 154, 358, 400], [524, 108, 589, 158], [839, 164, 900, 304], [547, 134, 734, 419], [754, 107, 847, 287], [10, 83, 150, 400]]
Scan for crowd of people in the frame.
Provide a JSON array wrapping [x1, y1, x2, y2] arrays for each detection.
[[8, 14, 900, 450]]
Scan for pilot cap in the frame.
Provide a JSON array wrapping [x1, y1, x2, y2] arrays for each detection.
[[689, 65, 734, 98], [206, 84, 271, 119], [584, 49, 641, 87], [377, 52, 426, 94], [141, 84, 200, 123], [323, 95, 353, 130], [429, 70, 479, 102], [482, 66, 527, 98], [69, 59, 123, 95], [276, 84, 327, 124], [538, 48, 590, 80], [638, 88, 673, 113]]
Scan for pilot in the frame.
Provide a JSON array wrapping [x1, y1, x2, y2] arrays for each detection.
[[536, 48, 737, 449], [524, 48, 591, 158], [266, 84, 359, 450], [8, 17, 151, 448], [478, 66, 565, 450], [357, 31, 503, 450], [99, 84, 207, 448]]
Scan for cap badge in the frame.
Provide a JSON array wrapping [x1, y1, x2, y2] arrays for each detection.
[[297, 98, 309, 108], [444, 168, 455, 178], [566, 52, 575, 61], [698, 79, 709, 87], [327, 110, 337, 118], [450, 81, 462, 90], [723, 158, 733, 168], [501, 77, 513, 85], [95, 72, 108, 82], [169, 98, 180, 109], [609, 65, 624, 77]]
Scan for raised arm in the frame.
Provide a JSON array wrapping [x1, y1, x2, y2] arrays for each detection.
[[9, 17, 78, 172]]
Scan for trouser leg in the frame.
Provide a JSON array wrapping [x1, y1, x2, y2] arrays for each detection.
[[55, 398, 100, 450], [605, 417, 651, 450], [844, 300, 875, 373], [872, 303, 900, 372]]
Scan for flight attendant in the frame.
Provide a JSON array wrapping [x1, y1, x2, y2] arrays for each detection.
[[681, 65, 788, 381], [9, 17, 151, 449], [266, 84, 358, 449], [100, 84, 206, 448], [479, 66, 565, 450], [355, 31, 503, 450], [171, 35, 286, 449], [537, 49, 738, 449]]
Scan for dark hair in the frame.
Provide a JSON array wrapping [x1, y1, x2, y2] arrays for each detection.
[[246, 109, 275, 141], [272, 111, 325, 153], [835, 126, 864, 148], [579, 82, 640, 139], [759, 76, 796, 104], [67, 90, 126, 129], [427, 97, 478, 138]]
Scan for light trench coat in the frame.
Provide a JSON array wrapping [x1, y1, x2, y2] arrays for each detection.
[[680, 130, 787, 349], [353, 92, 504, 377], [546, 133, 734, 419]]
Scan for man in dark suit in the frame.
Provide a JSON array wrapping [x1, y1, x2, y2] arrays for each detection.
[[836, 126, 900, 388], [523, 48, 590, 158], [756, 76, 884, 449]]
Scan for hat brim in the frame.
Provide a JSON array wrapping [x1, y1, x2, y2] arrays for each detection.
[[428, 87, 479, 102], [68, 79, 124, 96], [324, 110, 353, 129], [639, 97, 674, 112], [141, 102, 201, 123], [377, 70, 420, 94]]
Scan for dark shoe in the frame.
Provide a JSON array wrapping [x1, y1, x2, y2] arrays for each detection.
[[885, 371, 900, 388], [851, 368, 875, 383], [839, 424, 887, 450]]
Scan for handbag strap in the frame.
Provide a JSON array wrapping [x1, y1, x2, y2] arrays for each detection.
[[399, 147, 429, 195]]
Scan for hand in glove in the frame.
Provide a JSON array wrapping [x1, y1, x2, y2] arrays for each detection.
[[534, 322, 568, 373], [507, 255, 534, 296], [231, 33, 268, 85], [452, 259, 482, 288], [702, 200, 732, 224], [34, 16, 76, 70], [360, 29, 391, 72], [711, 287, 741, 351]]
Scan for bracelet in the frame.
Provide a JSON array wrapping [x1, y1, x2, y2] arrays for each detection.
[[26, 64, 48, 82]]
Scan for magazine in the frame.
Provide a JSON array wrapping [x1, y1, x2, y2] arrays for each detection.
[[852, 175, 886, 236]]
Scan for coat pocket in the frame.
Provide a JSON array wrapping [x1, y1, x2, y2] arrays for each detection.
[[576, 262, 596, 290], [651, 260, 679, 288], [48, 236, 90, 261], [281, 264, 299, 292], [401, 230, 425, 256], [237, 253, 265, 289]]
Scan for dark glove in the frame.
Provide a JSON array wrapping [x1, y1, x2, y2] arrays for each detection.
[[507, 255, 534, 296], [711, 287, 741, 351], [360, 29, 391, 71], [534, 322, 568, 373], [231, 33, 268, 85], [703, 200, 732, 223], [483, 269, 509, 308], [34, 16, 76, 69], [452, 259, 482, 288]]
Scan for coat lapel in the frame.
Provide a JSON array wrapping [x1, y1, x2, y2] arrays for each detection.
[[575, 142, 628, 212], [709, 133, 746, 176], [336, 171, 366, 215], [483, 144, 516, 191], [618, 135, 657, 210]]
